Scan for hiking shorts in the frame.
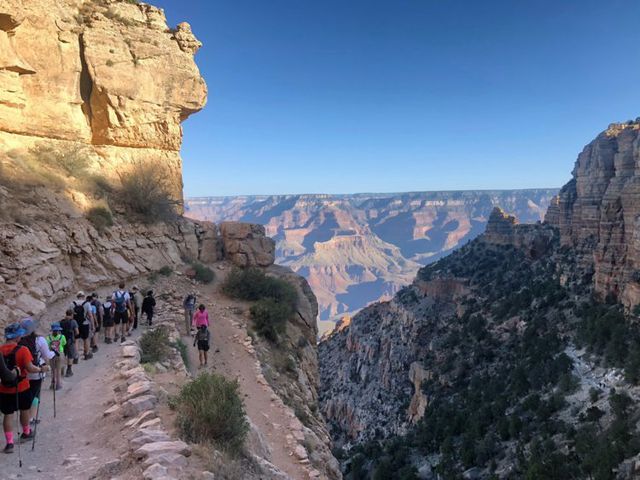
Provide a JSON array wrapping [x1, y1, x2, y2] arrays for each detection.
[[78, 324, 90, 340], [0, 390, 31, 414], [28, 378, 42, 403], [197, 340, 210, 352], [66, 342, 77, 360], [103, 315, 114, 328], [113, 311, 128, 325]]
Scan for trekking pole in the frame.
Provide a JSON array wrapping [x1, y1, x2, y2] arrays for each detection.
[[31, 372, 43, 451], [52, 360, 57, 419], [15, 388, 22, 468]]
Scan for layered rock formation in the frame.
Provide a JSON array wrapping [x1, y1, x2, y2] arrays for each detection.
[[545, 120, 640, 309], [186, 190, 555, 330], [0, 0, 206, 200]]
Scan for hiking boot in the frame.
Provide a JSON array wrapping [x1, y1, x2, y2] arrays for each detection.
[[91, 345, 98, 353], [55, 384, 63, 391], [19, 432, 34, 443], [105, 338, 112, 344], [65, 366, 73, 377], [3, 443, 13, 454], [120, 336, 126, 343], [127, 331, 132, 337], [84, 352, 93, 360], [73, 357, 79, 365]]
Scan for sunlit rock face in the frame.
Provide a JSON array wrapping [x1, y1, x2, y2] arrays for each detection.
[[545, 120, 640, 308], [0, 0, 207, 200]]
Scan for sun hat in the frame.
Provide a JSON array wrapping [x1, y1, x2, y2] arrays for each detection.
[[50, 322, 63, 332], [5, 323, 27, 340], [19, 318, 38, 335], [76, 290, 85, 298]]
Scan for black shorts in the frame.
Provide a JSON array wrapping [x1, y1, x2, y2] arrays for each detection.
[[0, 390, 31, 414], [28, 378, 42, 403], [113, 311, 128, 325], [197, 340, 210, 352], [103, 315, 114, 328], [78, 324, 90, 340]]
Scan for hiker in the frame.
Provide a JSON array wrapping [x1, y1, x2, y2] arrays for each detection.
[[141, 290, 156, 326], [1, 323, 49, 453], [183, 292, 197, 333], [18, 318, 54, 424], [131, 286, 143, 330], [71, 291, 93, 360], [60, 309, 79, 377], [88, 294, 99, 353], [91, 293, 103, 336], [102, 296, 114, 344], [193, 325, 210, 368], [192, 304, 209, 329], [112, 282, 132, 343], [46, 323, 67, 390]]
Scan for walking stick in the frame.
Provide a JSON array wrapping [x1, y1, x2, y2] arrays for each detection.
[[52, 357, 57, 419], [31, 372, 43, 451], [15, 388, 22, 468]]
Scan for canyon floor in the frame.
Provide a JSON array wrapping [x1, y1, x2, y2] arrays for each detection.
[[1, 263, 315, 480]]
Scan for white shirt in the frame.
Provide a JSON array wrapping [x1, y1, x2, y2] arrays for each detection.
[[27, 336, 55, 380]]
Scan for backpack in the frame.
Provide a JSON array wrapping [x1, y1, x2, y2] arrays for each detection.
[[48, 336, 62, 355], [18, 335, 40, 367], [73, 301, 85, 324], [114, 291, 127, 313], [185, 294, 195, 307], [0, 346, 22, 388], [103, 303, 112, 322], [60, 319, 75, 342]]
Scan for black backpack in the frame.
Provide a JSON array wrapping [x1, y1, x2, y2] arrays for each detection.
[[73, 301, 85, 324], [0, 346, 22, 388], [60, 319, 75, 342]]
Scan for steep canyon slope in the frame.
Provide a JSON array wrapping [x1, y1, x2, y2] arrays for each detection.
[[319, 120, 640, 479], [186, 190, 555, 331]]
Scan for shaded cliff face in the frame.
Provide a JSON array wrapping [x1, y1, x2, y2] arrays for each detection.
[[545, 121, 640, 309], [0, 0, 207, 200], [186, 190, 555, 330]]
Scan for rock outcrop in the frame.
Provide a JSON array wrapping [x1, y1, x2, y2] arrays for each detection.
[[0, 0, 206, 201], [545, 120, 640, 308]]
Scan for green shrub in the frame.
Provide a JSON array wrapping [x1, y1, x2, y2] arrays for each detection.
[[222, 267, 297, 307], [140, 326, 171, 363], [191, 262, 215, 284], [250, 298, 292, 342], [175, 373, 248, 455], [86, 206, 113, 232], [171, 338, 190, 370], [118, 160, 179, 223], [158, 265, 173, 277], [30, 143, 90, 176]]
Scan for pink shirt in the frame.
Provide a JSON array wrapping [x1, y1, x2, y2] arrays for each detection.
[[192, 310, 209, 328]]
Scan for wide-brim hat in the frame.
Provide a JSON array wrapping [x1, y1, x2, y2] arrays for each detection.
[[76, 290, 85, 298], [50, 322, 63, 332], [19, 317, 38, 335], [5, 323, 27, 340]]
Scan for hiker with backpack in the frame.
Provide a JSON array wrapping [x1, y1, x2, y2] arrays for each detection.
[[183, 293, 197, 333], [193, 325, 211, 368], [18, 319, 54, 425], [46, 324, 67, 390], [91, 293, 103, 343], [112, 282, 132, 343], [60, 309, 79, 377], [87, 294, 99, 354], [131, 286, 143, 330], [142, 290, 156, 326], [0, 323, 49, 453], [102, 296, 114, 343], [71, 291, 93, 360]]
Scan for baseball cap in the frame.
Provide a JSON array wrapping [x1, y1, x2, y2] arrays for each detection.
[[50, 322, 63, 332]]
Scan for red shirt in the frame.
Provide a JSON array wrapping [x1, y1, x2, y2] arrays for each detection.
[[0, 343, 32, 393]]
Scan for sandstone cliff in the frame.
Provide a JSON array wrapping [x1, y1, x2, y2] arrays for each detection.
[[545, 120, 640, 309], [0, 0, 206, 201]]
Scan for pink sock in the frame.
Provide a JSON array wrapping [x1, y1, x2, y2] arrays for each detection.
[[22, 424, 30, 435], [5, 432, 13, 444]]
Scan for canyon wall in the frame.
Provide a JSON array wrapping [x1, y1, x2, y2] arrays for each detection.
[[0, 0, 206, 201], [186, 190, 556, 331], [545, 120, 640, 309]]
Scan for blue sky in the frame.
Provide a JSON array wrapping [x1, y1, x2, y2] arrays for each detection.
[[153, 0, 640, 197]]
